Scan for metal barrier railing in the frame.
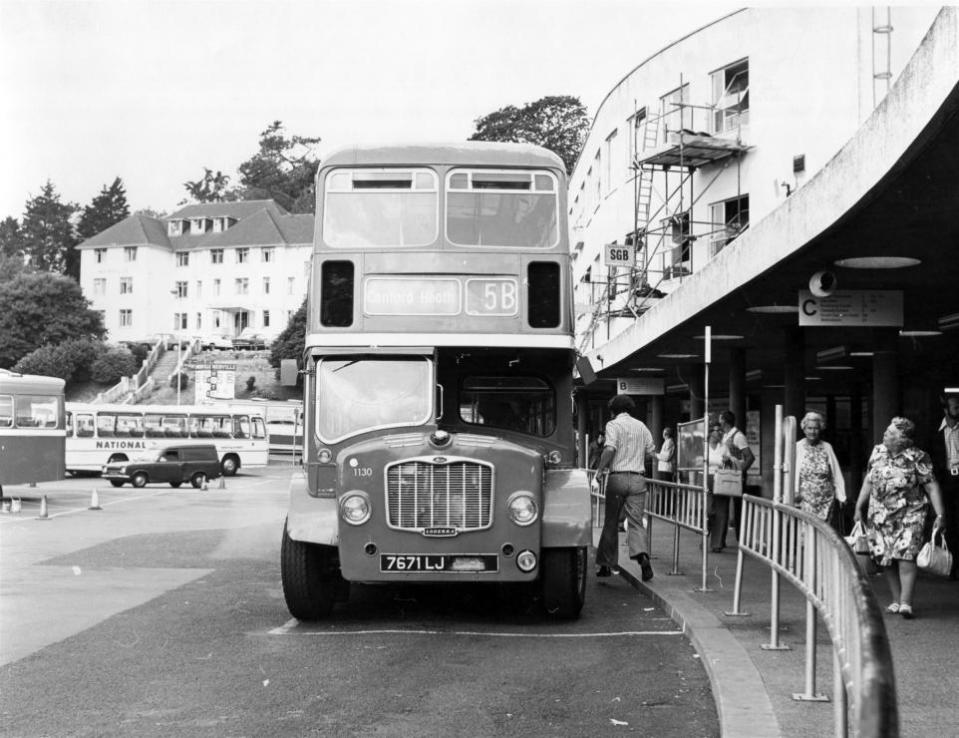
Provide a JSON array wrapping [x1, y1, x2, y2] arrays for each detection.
[[731, 496, 897, 738]]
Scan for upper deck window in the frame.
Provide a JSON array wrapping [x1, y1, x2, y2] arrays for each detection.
[[446, 169, 558, 248], [323, 168, 438, 248]]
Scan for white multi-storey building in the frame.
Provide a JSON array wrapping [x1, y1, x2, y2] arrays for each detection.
[[77, 200, 313, 344]]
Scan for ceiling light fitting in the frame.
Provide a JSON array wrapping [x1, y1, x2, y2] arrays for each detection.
[[746, 305, 799, 314], [834, 256, 921, 269], [816, 346, 847, 363]]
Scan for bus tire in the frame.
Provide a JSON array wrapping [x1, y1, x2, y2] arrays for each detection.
[[191, 472, 206, 489], [281, 523, 342, 619], [541, 546, 587, 620], [109, 480, 124, 488], [221, 455, 239, 477], [131, 472, 148, 488]]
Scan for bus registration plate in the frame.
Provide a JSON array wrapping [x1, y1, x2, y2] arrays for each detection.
[[381, 554, 447, 572]]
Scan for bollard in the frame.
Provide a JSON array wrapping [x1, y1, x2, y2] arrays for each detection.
[[89, 489, 102, 511], [11, 497, 22, 514], [218, 476, 226, 490], [37, 495, 50, 520]]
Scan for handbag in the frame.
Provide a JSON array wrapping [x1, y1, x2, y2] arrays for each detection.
[[917, 528, 953, 577], [844, 521, 870, 554], [713, 468, 743, 497]]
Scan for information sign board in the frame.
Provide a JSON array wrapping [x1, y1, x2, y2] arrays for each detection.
[[798, 290, 903, 327], [604, 243, 635, 268]]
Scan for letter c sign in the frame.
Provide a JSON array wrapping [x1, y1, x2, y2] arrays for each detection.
[[802, 298, 818, 316]]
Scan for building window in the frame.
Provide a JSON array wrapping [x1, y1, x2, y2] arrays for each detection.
[[119, 309, 132, 327], [593, 150, 601, 206], [213, 310, 221, 329], [93, 278, 106, 295], [288, 276, 295, 295], [711, 58, 749, 133], [263, 310, 270, 328], [263, 277, 271, 295], [191, 218, 209, 234], [119, 277, 133, 295], [627, 108, 648, 169], [174, 312, 188, 330], [211, 249, 224, 264], [663, 210, 691, 278], [196, 313, 202, 330], [168, 221, 183, 237], [709, 195, 749, 255], [213, 279, 221, 296], [124, 246, 137, 262], [94, 248, 106, 263], [235, 278, 249, 295], [604, 129, 618, 194], [175, 281, 188, 298], [176, 252, 189, 267], [287, 310, 293, 322], [212, 218, 223, 233], [261, 247, 274, 263], [660, 84, 690, 141], [236, 248, 249, 264], [196, 280, 202, 297], [96, 309, 106, 324]]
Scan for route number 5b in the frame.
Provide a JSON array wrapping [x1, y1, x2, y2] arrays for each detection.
[[467, 278, 518, 316]]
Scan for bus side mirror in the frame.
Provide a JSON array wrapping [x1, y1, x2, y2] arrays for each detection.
[[280, 359, 298, 386]]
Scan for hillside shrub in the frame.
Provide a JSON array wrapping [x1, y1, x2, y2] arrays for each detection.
[[12, 345, 73, 380], [90, 348, 137, 384]]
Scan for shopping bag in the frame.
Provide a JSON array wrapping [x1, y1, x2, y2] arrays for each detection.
[[713, 468, 743, 497], [917, 528, 953, 577], [844, 521, 870, 555]]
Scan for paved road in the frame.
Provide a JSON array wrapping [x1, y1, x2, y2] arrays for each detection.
[[0, 464, 719, 737]]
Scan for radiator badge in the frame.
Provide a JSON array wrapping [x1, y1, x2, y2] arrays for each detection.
[[423, 527, 457, 537]]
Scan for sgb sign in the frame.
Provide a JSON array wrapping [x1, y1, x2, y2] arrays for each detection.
[[604, 243, 635, 268]]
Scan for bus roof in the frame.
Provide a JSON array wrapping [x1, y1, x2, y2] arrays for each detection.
[[321, 142, 565, 172], [0, 369, 65, 395]]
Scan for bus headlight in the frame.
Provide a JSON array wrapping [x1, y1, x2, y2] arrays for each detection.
[[340, 492, 371, 525], [507, 491, 538, 526]]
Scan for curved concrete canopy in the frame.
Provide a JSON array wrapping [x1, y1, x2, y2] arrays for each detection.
[[586, 7, 959, 394]]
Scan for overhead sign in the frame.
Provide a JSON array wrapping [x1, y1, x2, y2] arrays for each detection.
[[798, 290, 903, 327], [604, 243, 635, 268], [364, 276, 520, 317], [194, 365, 237, 402], [616, 377, 664, 395]]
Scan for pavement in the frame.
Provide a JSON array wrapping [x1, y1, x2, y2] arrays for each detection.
[[600, 518, 959, 737]]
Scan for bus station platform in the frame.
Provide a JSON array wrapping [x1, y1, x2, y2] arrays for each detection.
[[601, 520, 959, 737]]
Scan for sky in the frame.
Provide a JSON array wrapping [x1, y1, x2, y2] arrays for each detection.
[[0, 0, 738, 220]]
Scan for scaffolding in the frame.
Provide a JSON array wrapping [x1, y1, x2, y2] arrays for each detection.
[[579, 75, 751, 354]]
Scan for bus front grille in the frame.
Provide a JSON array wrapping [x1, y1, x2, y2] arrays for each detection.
[[386, 460, 493, 531]]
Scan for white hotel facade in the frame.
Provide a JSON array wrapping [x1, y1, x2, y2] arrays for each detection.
[[77, 200, 313, 344]]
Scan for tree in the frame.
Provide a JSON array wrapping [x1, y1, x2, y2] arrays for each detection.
[[469, 95, 590, 175], [183, 168, 233, 203], [0, 216, 24, 259], [269, 298, 307, 385], [77, 178, 131, 241], [19, 181, 78, 276], [0, 272, 105, 369], [186, 121, 321, 213]]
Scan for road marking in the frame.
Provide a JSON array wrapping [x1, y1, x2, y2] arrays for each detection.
[[0, 489, 168, 524], [268, 619, 683, 638]]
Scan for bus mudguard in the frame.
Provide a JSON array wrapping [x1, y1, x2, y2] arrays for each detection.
[[541, 468, 591, 548], [286, 467, 339, 545]]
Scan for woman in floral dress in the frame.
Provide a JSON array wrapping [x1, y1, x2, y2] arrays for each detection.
[[794, 411, 845, 530], [854, 417, 947, 619]]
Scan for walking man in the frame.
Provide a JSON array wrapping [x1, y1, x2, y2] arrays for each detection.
[[591, 395, 656, 581]]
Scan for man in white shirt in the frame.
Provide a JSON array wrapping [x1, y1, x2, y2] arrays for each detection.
[[591, 395, 657, 580]]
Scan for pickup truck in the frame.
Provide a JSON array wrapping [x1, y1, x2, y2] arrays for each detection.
[[102, 444, 223, 489]]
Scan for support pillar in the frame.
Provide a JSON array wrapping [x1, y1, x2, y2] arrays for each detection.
[[783, 326, 805, 421], [873, 349, 899, 445]]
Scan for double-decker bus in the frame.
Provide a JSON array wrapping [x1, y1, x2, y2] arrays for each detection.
[[64, 402, 269, 476], [0, 369, 66, 491], [280, 142, 590, 619]]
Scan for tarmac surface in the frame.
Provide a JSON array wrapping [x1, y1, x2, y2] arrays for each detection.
[[603, 517, 959, 737]]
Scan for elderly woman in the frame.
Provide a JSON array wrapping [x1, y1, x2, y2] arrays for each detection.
[[794, 411, 846, 531], [854, 417, 947, 619]]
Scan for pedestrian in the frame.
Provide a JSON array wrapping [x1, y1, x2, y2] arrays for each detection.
[[932, 393, 959, 578], [588, 431, 606, 469], [704, 420, 724, 550], [656, 426, 676, 481], [591, 395, 656, 581], [794, 411, 846, 533], [712, 410, 754, 552], [853, 416, 947, 619]]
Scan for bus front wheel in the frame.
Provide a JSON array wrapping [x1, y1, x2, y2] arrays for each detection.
[[281, 523, 344, 619], [541, 547, 587, 620]]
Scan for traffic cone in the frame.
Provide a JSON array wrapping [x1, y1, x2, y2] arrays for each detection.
[[218, 476, 226, 489], [202, 478, 209, 491], [37, 495, 50, 520], [89, 489, 102, 510]]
